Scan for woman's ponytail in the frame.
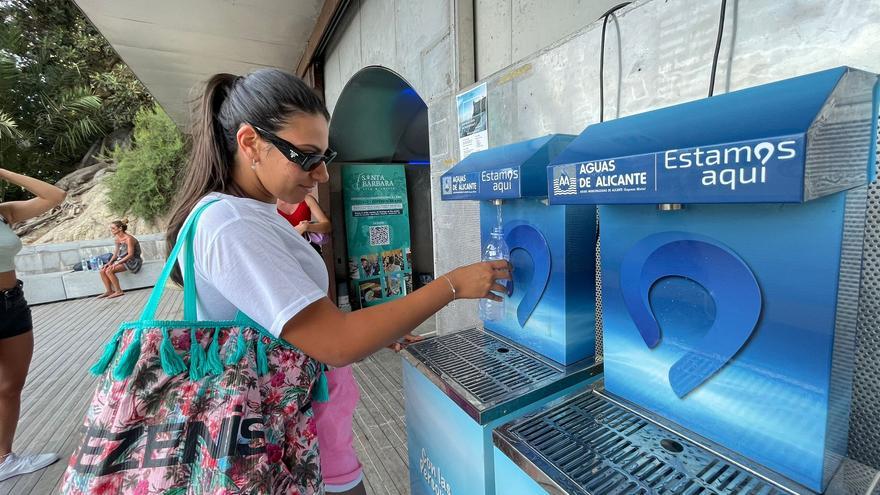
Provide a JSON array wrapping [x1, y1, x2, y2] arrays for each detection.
[[166, 74, 238, 285]]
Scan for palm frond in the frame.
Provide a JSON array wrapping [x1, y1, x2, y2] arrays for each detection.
[[0, 53, 19, 91], [0, 19, 24, 55], [34, 86, 105, 154], [0, 110, 19, 141], [56, 117, 103, 153]]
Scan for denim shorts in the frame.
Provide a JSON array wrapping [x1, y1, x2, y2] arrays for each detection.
[[0, 281, 33, 339]]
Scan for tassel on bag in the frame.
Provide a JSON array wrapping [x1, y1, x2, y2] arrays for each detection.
[[225, 328, 248, 365], [188, 329, 207, 380], [256, 336, 269, 376], [314, 365, 330, 403], [89, 327, 126, 376], [159, 328, 187, 376], [112, 327, 144, 380], [205, 327, 224, 376]]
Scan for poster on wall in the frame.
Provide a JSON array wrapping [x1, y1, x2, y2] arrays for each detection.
[[343, 164, 413, 308], [457, 83, 489, 159]]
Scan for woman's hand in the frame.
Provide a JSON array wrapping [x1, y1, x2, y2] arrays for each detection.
[[443, 260, 511, 301], [303, 195, 332, 233], [294, 220, 309, 235]]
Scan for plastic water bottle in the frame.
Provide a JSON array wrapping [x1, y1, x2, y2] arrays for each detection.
[[81, 259, 89, 271], [97, 257, 104, 269], [479, 226, 509, 321]]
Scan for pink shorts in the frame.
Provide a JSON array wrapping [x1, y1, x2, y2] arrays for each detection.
[[313, 365, 364, 491]]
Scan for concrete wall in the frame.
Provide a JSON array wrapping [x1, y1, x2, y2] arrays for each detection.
[[322, 0, 629, 105], [475, 0, 627, 79], [323, 0, 463, 114], [324, 0, 880, 336]]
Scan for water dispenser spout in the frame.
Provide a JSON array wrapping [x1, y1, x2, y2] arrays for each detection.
[[657, 203, 683, 211]]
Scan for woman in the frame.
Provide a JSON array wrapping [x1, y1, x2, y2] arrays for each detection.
[[0, 167, 65, 481], [163, 69, 508, 494], [97, 219, 142, 299], [278, 193, 330, 253]]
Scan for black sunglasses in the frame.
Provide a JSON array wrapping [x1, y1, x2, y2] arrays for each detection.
[[251, 124, 337, 171]]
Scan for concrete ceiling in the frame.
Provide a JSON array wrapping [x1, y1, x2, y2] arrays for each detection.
[[75, 0, 324, 127]]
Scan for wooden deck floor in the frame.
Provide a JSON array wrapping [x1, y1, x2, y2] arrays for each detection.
[[1, 288, 423, 494]]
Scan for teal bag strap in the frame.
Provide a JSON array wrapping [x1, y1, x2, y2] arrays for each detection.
[[234, 310, 259, 327], [140, 199, 219, 321], [182, 204, 205, 321]]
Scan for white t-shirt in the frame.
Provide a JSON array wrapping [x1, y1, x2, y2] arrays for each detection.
[[180, 192, 329, 337]]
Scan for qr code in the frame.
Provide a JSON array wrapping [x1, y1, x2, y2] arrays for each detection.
[[368, 225, 390, 246]]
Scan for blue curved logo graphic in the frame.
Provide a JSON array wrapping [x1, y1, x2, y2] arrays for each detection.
[[505, 225, 551, 327], [620, 232, 762, 398]]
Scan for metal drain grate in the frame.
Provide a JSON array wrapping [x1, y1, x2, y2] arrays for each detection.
[[406, 328, 561, 406], [504, 391, 788, 495]]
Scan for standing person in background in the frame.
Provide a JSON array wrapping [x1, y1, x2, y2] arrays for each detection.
[[97, 220, 143, 299], [278, 193, 330, 253], [0, 167, 65, 481]]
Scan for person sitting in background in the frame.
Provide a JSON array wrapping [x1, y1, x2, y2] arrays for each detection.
[[277, 193, 331, 253], [97, 220, 142, 299]]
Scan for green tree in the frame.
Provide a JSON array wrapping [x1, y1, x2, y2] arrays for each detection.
[[0, 0, 153, 198], [108, 106, 185, 221]]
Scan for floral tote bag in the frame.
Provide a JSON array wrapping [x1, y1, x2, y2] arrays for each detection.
[[60, 200, 329, 494]]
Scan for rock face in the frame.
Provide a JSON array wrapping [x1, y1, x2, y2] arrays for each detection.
[[14, 161, 166, 245]]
